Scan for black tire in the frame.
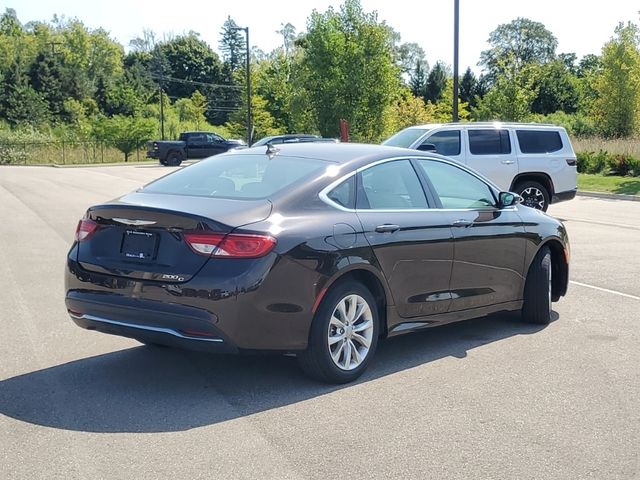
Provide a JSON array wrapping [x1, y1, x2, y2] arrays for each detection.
[[165, 151, 183, 167], [298, 280, 380, 384], [521, 246, 552, 325], [515, 180, 550, 211]]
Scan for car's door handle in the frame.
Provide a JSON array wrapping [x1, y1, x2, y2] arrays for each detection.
[[452, 219, 474, 228], [501, 160, 515, 165], [375, 224, 400, 233]]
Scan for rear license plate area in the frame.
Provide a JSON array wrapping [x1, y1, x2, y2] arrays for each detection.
[[121, 230, 158, 260]]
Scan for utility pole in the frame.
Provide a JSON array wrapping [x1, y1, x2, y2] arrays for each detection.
[[452, 0, 460, 122], [159, 86, 165, 140]]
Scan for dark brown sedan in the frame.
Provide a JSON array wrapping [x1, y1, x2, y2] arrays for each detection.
[[65, 143, 569, 383]]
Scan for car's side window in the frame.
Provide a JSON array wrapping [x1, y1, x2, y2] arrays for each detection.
[[358, 160, 428, 210], [326, 176, 356, 209], [422, 130, 461, 156], [468, 129, 511, 155], [416, 159, 496, 209]]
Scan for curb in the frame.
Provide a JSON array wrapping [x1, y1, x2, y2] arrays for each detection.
[[577, 191, 640, 202]]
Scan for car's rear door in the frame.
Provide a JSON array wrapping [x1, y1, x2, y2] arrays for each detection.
[[354, 158, 454, 318], [464, 128, 517, 191], [415, 158, 527, 311]]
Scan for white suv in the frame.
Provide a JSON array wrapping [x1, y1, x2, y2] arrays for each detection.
[[382, 122, 577, 211]]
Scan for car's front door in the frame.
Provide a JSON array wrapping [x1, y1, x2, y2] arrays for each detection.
[[415, 158, 527, 311], [205, 133, 227, 156], [417, 129, 465, 163], [355, 159, 454, 318]]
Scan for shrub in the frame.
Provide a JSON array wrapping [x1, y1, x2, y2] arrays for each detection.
[[577, 150, 640, 176]]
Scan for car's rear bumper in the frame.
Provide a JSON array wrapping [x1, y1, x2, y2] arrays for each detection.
[[66, 291, 239, 353], [69, 311, 239, 353], [552, 188, 577, 203], [146, 151, 160, 159]]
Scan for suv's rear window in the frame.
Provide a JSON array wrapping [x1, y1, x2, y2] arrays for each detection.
[[516, 130, 563, 153], [143, 154, 327, 199]]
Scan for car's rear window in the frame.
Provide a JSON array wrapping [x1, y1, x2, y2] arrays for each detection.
[[516, 130, 564, 153], [143, 153, 328, 199], [382, 128, 428, 147]]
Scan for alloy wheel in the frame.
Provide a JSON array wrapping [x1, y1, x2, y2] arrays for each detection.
[[521, 187, 546, 210], [327, 294, 374, 371]]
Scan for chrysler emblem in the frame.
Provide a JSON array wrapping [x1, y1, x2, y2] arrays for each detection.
[[112, 218, 157, 226]]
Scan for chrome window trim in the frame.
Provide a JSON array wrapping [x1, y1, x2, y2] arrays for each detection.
[[318, 155, 511, 213]]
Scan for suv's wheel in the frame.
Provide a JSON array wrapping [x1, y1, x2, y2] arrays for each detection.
[[515, 180, 550, 211], [298, 280, 379, 383], [165, 151, 183, 167], [521, 246, 552, 325]]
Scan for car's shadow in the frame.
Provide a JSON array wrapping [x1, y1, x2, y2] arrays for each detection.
[[0, 311, 557, 433]]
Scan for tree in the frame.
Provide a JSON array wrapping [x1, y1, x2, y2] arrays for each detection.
[[92, 115, 156, 161], [459, 67, 477, 105], [530, 59, 579, 114], [152, 33, 223, 99], [395, 42, 426, 75], [424, 61, 447, 103], [385, 89, 436, 133], [300, 0, 401, 141], [29, 50, 65, 117], [0, 60, 48, 126], [277, 23, 297, 57], [219, 17, 246, 72], [409, 59, 427, 98], [592, 22, 640, 137], [479, 18, 557, 80], [472, 59, 537, 122]]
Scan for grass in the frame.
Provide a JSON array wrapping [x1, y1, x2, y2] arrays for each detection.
[[578, 173, 640, 195], [573, 137, 640, 157], [0, 142, 149, 165]]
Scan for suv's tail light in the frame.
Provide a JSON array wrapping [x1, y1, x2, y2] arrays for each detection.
[[75, 218, 98, 242], [566, 158, 577, 166], [184, 232, 276, 258]]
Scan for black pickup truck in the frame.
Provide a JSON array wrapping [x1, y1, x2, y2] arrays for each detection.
[[146, 131, 246, 166]]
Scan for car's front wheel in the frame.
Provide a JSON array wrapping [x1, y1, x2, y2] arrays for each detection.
[[298, 280, 379, 383], [521, 246, 552, 325]]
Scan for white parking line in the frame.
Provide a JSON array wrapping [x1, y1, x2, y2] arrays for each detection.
[[570, 281, 640, 301], [560, 217, 640, 231]]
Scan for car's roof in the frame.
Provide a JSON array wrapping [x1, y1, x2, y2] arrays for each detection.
[[228, 142, 442, 167], [405, 122, 564, 130]]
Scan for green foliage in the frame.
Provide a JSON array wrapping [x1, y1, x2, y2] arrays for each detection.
[[219, 17, 246, 72], [424, 62, 447, 103], [592, 22, 640, 138], [472, 59, 537, 121], [480, 17, 558, 80], [92, 115, 155, 161], [300, 0, 401, 141], [459, 67, 476, 105], [577, 150, 640, 176], [529, 59, 579, 114], [409, 59, 427, 98]]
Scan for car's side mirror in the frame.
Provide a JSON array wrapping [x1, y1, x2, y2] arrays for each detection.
[[499, 191, 522, 208], [417, 143, 437, 152]]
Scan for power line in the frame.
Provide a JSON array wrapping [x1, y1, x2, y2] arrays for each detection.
[[149, 73, 243, 90]]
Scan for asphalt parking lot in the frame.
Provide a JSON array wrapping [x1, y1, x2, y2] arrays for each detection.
[[1, 164, 638, 479]]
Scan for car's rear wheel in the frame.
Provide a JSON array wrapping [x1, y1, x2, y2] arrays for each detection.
[[515, 180, 550, 211], [521, 246, 552, 325], [298, 280, 379, 384], [165, 151, 183, 167]]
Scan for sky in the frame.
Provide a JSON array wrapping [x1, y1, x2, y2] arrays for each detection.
[[6, 0, 639, 73]]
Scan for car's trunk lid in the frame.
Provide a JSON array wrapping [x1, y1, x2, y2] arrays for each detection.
[[77, 192, 272, 281]]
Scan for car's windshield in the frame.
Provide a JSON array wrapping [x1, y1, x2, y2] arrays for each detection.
[[382, 128, 428, 147], [143, 153, 328, 199]]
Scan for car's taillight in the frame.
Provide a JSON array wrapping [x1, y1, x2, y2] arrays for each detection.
[[566, 158, 577, 166], [183, 232, 276, 258], [75, 218, 98, 242]]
